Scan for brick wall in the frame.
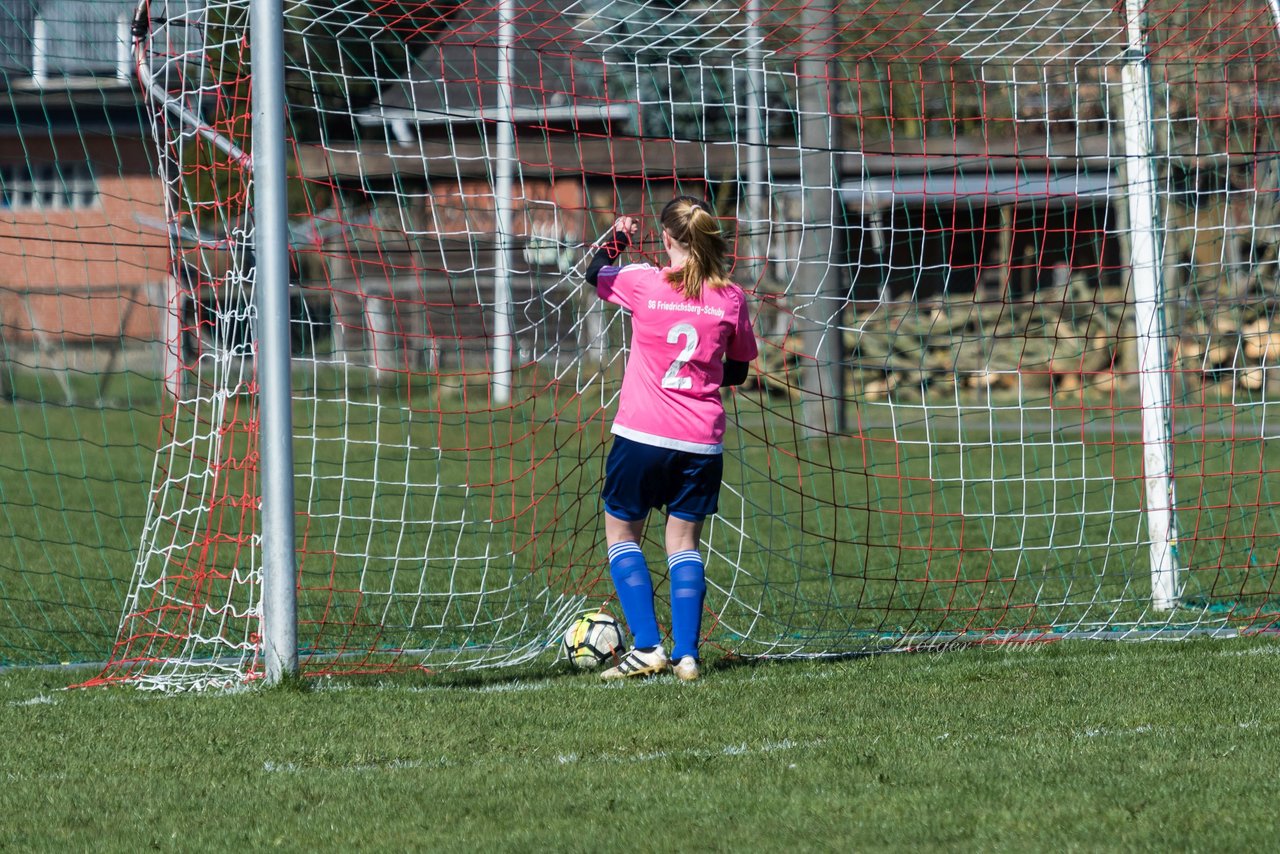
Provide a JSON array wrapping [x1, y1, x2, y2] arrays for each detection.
[[0, 131, 167, 347]]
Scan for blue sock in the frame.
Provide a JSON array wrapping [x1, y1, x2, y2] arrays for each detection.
[[668, 550, 705, 660], [608, 541, 661, 650]]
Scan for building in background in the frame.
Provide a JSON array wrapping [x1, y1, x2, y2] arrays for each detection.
[[0, 0, 166, 394]]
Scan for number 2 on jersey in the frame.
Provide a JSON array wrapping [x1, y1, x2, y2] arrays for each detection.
[[661, 322, 698, 390]]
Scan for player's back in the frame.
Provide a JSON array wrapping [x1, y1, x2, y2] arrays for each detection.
[[598, 263, 756, 450]]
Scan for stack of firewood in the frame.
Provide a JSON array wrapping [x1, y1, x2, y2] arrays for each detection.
[[841, 278, 1130, 401], [1174, 300, 1280, 394], [750, 280, 1280, 402]]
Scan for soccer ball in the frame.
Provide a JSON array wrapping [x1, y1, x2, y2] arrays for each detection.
[[561, 612, 624, 669]]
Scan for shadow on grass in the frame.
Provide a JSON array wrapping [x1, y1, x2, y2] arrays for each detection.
[[310, 656, 570, 692], [312, 642, 955, 692], [706, 647, 899, 677]]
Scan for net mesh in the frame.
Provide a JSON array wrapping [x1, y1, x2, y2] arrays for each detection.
[[75, 0, 1280, 689]]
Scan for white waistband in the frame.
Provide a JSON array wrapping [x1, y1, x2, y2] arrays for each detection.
[[611, 424, 723, 455]]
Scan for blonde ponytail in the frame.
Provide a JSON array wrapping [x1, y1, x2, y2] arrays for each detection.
[[660, 196, 730, 300]]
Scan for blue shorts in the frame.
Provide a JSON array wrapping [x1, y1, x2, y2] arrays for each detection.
[[601, 435, 724, 523]]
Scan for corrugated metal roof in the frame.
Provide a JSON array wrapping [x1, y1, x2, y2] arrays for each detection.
[[841, 172, 1120, 210]]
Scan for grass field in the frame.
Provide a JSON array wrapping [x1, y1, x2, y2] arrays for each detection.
[[1, 369, 1279, 848], [3, 637, 1279, 850]]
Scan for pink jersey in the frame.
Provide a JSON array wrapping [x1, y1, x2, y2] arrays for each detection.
[[598, 263, 758, 453]]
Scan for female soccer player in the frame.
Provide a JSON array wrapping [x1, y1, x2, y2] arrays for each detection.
[[584, 196, 757, 681]]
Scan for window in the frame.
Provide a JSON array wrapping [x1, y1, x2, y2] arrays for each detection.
[[36, 1, 132, 79], [0, 0, 136, 80], [0, 162, 99, 211]]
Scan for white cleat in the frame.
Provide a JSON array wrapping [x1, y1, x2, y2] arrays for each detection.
[[673, 656, 700, 682], [600, 646, 670, 680]]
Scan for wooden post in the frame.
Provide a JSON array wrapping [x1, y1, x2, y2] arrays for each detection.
[[997, 203, 1015, 302]]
